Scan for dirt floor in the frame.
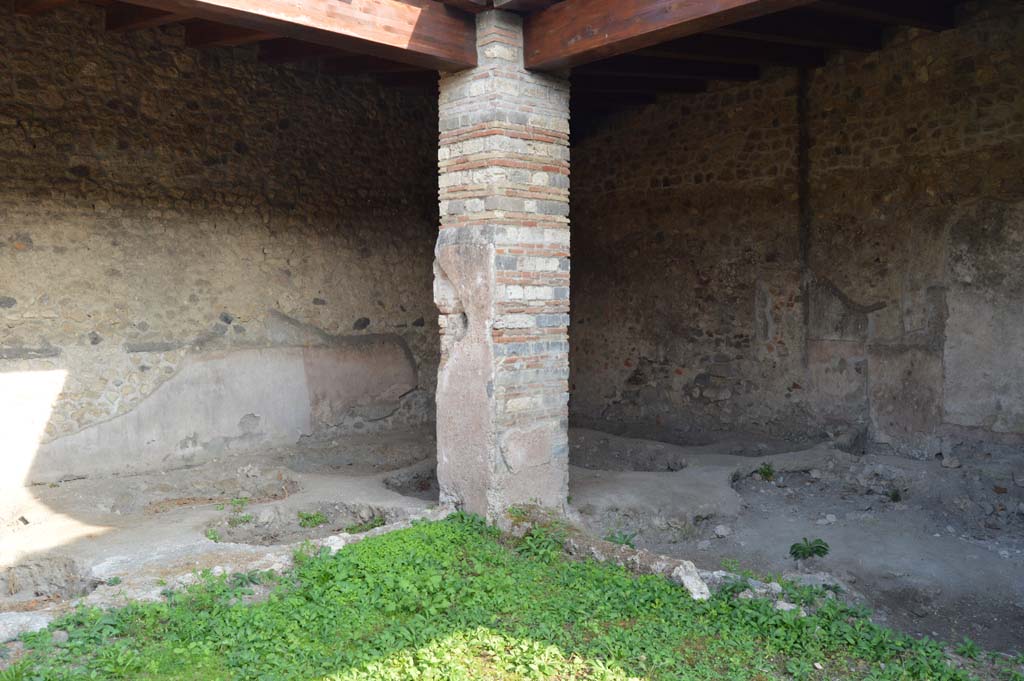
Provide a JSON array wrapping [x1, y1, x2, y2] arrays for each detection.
[[568, 428, 1024, 654], [2, 424, 1022, 655], [0, 426, 441, 641]]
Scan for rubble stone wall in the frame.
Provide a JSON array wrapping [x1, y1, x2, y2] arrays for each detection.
[[0, 2, 440, 479], [570, 0, 1024, 458]]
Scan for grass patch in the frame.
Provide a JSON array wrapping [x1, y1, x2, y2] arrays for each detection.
[[227, 514, 253, 528], [602, 530, 637, 548], [2, 514, 1015, 680], [297, 511, 328, 529]]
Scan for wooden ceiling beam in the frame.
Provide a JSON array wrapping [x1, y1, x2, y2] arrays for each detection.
[[571, 73, 708, 94], [634, 34, 826, 68], [436, 0, 488, 12], [575, 55, 760, 82], [105, 2, 187, 31], [493, 0, 559, 12], [711, 9, 884, 51], [185, 20, 274, 47], [523, 0, 819, 70], [809, 0, 956, 32], [110, 0, 477, 71], [14, 0, 74, 15]]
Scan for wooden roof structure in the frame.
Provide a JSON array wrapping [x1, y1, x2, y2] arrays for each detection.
[[16, 0, 962, 104]]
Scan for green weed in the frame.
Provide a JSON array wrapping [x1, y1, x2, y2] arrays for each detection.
[[298, 511, 328, 529], [516, 525, 565, 562], [789, 537, 830, 561], [0, 663, 29, 681], [229, 570, 269, 588], [228, 513, 253, 527], [506, 506, 529, 523], [603, 531, 637, 548], [956, 638, 981, 660]]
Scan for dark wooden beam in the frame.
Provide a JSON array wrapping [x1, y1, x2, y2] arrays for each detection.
[[576, 55, 760, 82], [493, 0, 560, 11], [635, 34, 826, 68], [110, 0, 477, 71], [105, 2, 186, 31], [523, 0, 818, 70], [185, 19, 274, 47], [711, 9, 884, 51], [259, 38, 345, 63], [571, 73, 708, 94], [437, 0, 488, 12], [14, 0, 73, 14], [809, 0, 956, 32]]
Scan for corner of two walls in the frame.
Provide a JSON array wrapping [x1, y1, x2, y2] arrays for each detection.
[[0, 3, 441, 484], [570, 0, 1024, 459]]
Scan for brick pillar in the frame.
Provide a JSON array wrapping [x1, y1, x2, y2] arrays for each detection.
[[434, 10, 570, 521]]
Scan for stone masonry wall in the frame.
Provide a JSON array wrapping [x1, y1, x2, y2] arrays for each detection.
[[435, 11, 571, 518], [570, 0, 1024, 458], [0, 2, 439, 478], [571, 70, 807, 443]]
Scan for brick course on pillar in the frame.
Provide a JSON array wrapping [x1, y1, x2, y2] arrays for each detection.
[[434, 10, 570, 521]]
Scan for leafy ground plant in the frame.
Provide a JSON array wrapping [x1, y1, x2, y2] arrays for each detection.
[[957, 638, 981, 660], [1, 514, 1016, 680], [602, 530, 637, 548], [298, 511, 328, 529], [790, 537, 830, 561], [227, 514, 253, 528]]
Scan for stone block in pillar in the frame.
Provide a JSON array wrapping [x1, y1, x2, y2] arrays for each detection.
[[434, 10, 570, 522]]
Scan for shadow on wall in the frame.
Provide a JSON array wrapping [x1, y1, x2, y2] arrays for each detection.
[[0, 312, 430, 571], [1, 311, 424, 489]]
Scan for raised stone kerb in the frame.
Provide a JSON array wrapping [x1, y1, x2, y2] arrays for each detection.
[[434, 9, 570, 523]]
